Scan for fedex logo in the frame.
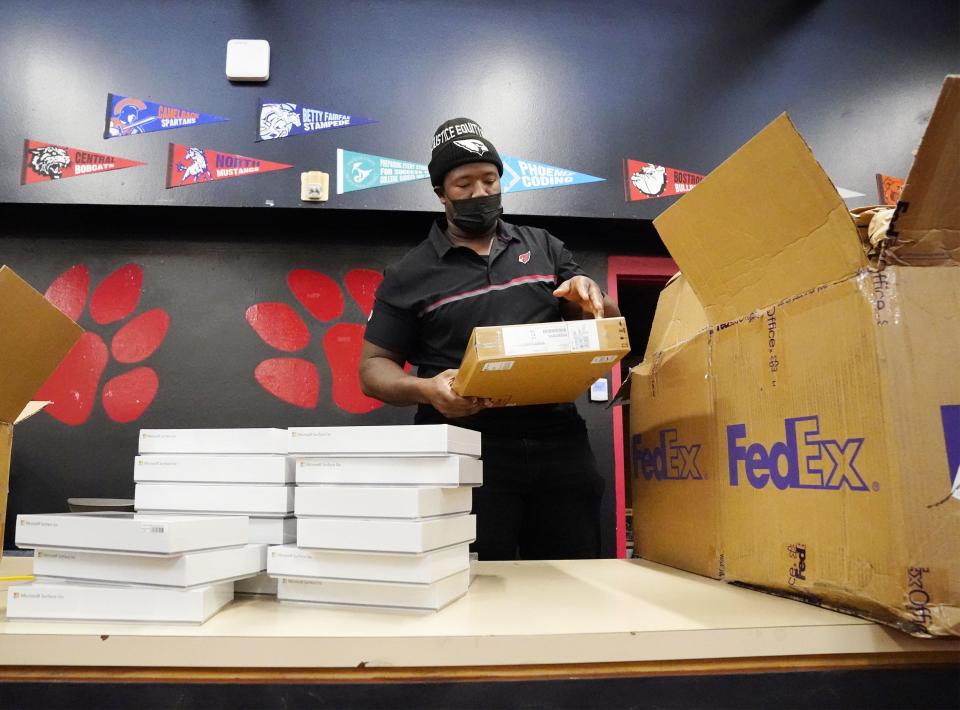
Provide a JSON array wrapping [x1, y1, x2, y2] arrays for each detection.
[[632, 430, 702, 481], [727, 416, 868, 491]]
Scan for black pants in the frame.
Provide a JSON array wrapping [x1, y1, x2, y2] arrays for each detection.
[[470, 431, 605, 561]]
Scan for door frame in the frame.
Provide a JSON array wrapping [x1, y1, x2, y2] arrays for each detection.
[[607, 255, 678, 558]]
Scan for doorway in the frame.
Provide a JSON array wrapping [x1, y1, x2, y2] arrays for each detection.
[[607, 256, 678, 558]]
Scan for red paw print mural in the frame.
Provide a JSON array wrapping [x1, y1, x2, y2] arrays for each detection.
[[246, 268, 390, 414], [37, 264, 170, 425]]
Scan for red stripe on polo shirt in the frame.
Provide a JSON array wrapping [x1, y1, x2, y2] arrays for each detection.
[[419, 274, 557, 316]]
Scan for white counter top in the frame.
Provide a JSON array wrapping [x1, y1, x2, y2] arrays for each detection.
[[1, 555, 955, 670]]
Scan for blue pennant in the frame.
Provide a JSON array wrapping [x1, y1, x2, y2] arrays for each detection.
[[499, 154, 604, 193], [104, 94, 228, 138], [258, 100, 377, 141]]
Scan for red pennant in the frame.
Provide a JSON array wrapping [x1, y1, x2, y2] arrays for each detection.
[[623, 159, 704, 202], [166, 143, 292, 188], [875, 173, 904, 205], [21, 140, 144, 185]]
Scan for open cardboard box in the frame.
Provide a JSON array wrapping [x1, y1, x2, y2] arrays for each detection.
[[0, 265, 84, 556], [630, 76, 959, 636], [453, 317, 630, 406]]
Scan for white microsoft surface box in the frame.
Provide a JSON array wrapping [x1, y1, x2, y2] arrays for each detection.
[[267, 543, 469, 584], [250, 516, 296, 544], [277, 569, 469, 611], [295, 485, 472, 519], [235, 571, 278, 595], [134, 513, 296, 545], [32, 544, 267, 588], [288, 425, 480, 457], [296, 455, 482, 487], [6, 581, 233, 623], [15, 513, 248, 555], [134, 455, 294, 484], [135, 483, 294, 516], [296, 515, 476, 553], [138, 428, 288, 455]]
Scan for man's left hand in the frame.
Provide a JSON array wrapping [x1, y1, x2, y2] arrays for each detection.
[[553, 275, 604, 319]]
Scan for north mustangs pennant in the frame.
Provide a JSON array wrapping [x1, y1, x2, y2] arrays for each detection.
[[336, 149, 429, 194], [257, 100, 376, 141], [21, 140, 144, 185], [165, 144, 292, 188], [499, 155, 603, 193], [104, 94, 228, 138], [623, 159, 704, 201]]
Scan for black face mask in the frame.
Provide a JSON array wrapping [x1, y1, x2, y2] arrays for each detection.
[[448, 193, 503, 234]]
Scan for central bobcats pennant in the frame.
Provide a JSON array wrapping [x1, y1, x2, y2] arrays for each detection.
[[165, 144, 293, 188], [21, 139, 144, 185]]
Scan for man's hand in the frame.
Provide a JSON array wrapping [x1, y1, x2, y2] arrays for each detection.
[[553, 275, 605, 319], [422, 369, 493, 419]]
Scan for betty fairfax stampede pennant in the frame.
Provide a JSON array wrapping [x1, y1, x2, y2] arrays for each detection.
[[499, 155, 603, 194], [336, 149, 429, 193], [104, 94, 228, 138], [623, 159, 704, 201], [21, 140, 144, 185], [165, 144, 292, 188], [257, 100, 376, 141]]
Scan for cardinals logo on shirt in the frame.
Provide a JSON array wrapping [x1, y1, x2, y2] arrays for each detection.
[[453, 139, 488, 157], [518, 251, 531, 264]]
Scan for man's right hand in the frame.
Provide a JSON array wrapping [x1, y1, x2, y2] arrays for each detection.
[[422, 369, 492, 419]]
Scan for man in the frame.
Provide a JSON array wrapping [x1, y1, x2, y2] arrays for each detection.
[[360, 118, 620, 561]]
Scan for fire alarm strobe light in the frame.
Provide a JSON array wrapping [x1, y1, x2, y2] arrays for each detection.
[[226, 39, 270, 82]]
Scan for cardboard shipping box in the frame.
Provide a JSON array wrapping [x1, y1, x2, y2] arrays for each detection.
[[630, 76, 959, 636], [453, 317, 630, 406], [0, 266, 84, 556]]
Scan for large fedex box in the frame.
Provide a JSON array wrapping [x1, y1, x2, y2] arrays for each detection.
[[630, 76, 959, 636]]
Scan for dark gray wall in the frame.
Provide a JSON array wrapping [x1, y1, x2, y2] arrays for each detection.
[[1, 1, 957, 218]]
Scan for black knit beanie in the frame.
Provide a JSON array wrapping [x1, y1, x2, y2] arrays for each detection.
[[428, 117, 503, 188]]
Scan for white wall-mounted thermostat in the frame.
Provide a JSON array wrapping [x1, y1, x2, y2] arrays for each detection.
[[301, 171, 329, 202], [226, 39, 270, 82]]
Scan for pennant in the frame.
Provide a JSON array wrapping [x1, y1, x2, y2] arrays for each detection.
[[876, 173, 904, 205], [499, 155, 603, 193], [165, 144, 292, 188], [623, 159, 704, 202], [104, 94, 228, 138], [336, 149, 429, 194], [21, 139, 144, 185], [257, 100, 376, 141]]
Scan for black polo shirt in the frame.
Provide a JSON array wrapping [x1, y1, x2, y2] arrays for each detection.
[[365, 218, 591, 437]]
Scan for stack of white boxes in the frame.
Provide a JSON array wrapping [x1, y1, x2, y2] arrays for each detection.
[[134, 428, 295, 594], [269, 424, 482, 611], [7, 512, 262, 623]]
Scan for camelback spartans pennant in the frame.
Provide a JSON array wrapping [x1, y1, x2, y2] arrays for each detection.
[[21, 140, 144, 185], [166, 144, 292, 188]]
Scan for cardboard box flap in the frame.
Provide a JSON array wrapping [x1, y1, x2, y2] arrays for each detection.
[[0, 266, 84, 425], [654, 114, 868, 324], [642, 273, 708, 362], [885, 76, 960, 266]]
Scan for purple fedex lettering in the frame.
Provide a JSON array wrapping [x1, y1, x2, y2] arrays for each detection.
[[728, 416, 868, 491], [632, 430, 702, 481]]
